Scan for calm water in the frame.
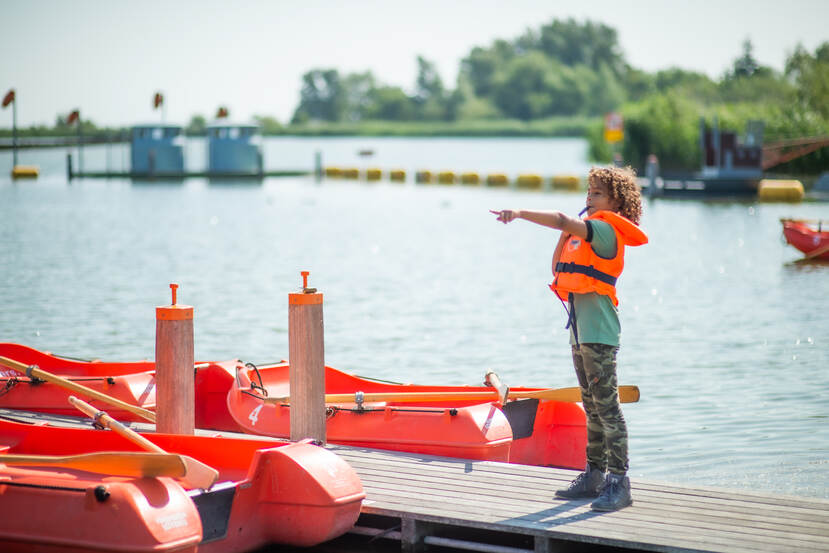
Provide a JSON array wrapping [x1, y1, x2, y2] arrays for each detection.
[[1, 137, 827, 500]]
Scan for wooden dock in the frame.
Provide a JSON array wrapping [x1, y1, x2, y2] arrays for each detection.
[[325, 445, 829, 553]]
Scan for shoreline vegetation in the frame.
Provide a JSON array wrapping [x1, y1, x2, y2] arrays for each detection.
[[2, 19, 827, 176]]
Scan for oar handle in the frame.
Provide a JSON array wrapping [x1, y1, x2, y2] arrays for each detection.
[[68, 396, 219, 490], [0, 356, 156, 423], [69, 396, 165, 453]]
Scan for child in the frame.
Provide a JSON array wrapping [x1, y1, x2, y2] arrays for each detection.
[[491, 166, 647, 512]]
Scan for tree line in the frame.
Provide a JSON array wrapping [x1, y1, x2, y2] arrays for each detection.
[[4, 19, 827, 174], [286, 19, 827, 174]]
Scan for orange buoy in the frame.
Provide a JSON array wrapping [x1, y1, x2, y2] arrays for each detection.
[[288, 271, 325, 443], [155, 283, 194, 434]]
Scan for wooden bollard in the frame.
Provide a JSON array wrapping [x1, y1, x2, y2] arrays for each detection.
[[155, 283, 194, 435], [288, 271, 325, 443]]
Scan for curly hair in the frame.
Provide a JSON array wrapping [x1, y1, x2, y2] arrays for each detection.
[[587, 166, 643, 225]]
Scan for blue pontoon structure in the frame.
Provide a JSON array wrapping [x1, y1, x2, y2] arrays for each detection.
[[206, 122, 263, 178], [130, 124, 185, 177]]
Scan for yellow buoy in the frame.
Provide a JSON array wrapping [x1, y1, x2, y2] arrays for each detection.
[[551, 174, 581, 191], [389, 169, 406, 182], [486, 173, 509, 187], [415, 170, 433, 184], [758, 180, 804, 202], [365, 168, 382, 181], [516, 174, 543, 190], [324, 167, 342, 178], [437, 171, 456, 185], [460, 172, 480, 185], [342, 168, 359, 179], [12, 165, 39, 179]]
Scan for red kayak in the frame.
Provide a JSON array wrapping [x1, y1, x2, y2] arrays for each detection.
[[0, 415, 364, 552], [0, 343, 588, 469], [782, 218, 829, 260]]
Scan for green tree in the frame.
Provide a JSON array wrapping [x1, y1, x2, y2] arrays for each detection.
[[185, 114, 206, 135], [292, 69, 345, 123], [363, 86, 415, 120], [414, 56, 447, 120], [621, 94, 701, 171], [731, 39, 759, 78], [342, 71, 377, 122], [785, 42, 829, 119]]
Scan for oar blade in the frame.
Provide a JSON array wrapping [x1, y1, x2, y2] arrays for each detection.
[[0, 451, 187, 479], [619, 385, 640, 403], [178, 455, 220, 490]]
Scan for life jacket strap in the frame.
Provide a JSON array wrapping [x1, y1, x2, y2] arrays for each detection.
[[554, 262, 617, 286]]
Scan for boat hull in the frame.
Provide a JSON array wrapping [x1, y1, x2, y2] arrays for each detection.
[[0, 418, 364, 551], [782, 219, 829, 259]]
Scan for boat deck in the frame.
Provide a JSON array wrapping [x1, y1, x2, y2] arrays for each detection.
[[1, 409, 826, 553]]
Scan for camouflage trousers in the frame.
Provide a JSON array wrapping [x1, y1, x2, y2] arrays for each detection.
[[571, 343, 628, 475]]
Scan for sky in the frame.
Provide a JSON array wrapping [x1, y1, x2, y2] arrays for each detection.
[[1, 0, 827, 128]]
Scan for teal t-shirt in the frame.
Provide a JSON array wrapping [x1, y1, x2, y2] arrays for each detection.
[[567, 220, 621, 346]]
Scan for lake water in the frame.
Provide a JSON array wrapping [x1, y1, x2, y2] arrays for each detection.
[[1, 137, 827, 500]]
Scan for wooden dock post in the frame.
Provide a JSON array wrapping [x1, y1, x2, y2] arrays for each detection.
[[288, 271, 325, 443], [155, 283, 194, 434]]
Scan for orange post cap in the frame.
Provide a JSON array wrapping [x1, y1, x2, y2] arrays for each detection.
[[289, 271, 323, 305], [156, 283, 194, 320]]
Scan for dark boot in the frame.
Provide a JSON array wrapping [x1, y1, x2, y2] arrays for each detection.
[[591, 473, 632, 511], [554, 465, 605, 499]]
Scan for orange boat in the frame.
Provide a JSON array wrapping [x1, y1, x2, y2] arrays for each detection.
[[0, 343, 242, 431], [230, 361, 587, 469], [0, 343, 587, 469], [0, 415, 364, 552], [781, 218, 829, 260]]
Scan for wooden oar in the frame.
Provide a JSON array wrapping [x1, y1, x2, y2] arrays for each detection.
[[264, 385, 640, 405], [0, 451, 186, 479], [68, 396, 218, 489], [0, 356, 156, 423]]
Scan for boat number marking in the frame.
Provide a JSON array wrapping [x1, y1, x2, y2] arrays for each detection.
[[249, 404, 263, 426], [156, 511, 188, 531]]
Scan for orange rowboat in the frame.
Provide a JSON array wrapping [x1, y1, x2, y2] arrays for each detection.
[[0, 343, 243, 431], [0, 343, 589, 469], [230, 361, 588, 469], [0, 415, 364, 552], [781, 218, 829, 260]]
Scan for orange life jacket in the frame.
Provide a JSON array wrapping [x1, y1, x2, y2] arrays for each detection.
[[550, 211, 648, 306]]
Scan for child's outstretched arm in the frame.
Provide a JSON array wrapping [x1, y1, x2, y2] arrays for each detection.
[[490, 209, 589, 239]]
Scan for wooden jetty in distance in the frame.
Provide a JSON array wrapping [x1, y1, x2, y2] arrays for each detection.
[[1, 409, 826, 553]]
